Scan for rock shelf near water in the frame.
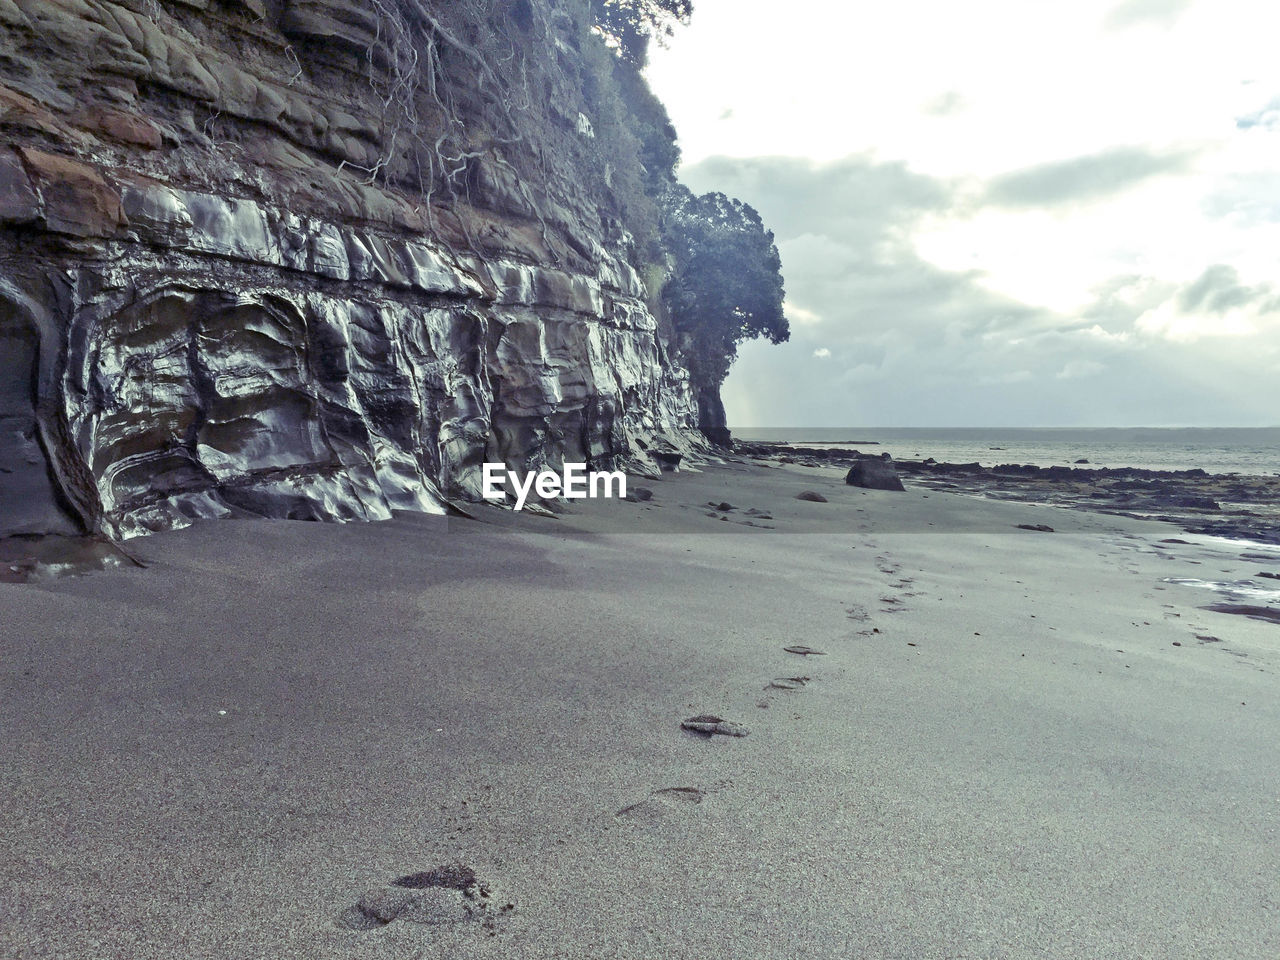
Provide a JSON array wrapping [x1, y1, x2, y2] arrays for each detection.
[[736, 442, 1280, 544]]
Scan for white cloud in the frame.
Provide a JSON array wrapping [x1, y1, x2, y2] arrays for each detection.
[[649, 1, 1280, 174], [921, 91, 967, 117], [1079, 324, 1133, 344], [1105, 0, 1193, 29], [785, 302, 822, 327], [646, 0, 1280, 426], [1056, 360, 1106, 379], [1135, 302, 1258, 342]]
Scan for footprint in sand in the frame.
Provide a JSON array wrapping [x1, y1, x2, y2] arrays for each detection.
[[681, 715, 750, 737], [845, 603, 871, 622], [617, 786, 706, 822], [337, 864, 511, 932], [764, 676, 810, 691]]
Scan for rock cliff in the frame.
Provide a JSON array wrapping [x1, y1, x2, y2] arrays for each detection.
[[0, 0, 706, 539]]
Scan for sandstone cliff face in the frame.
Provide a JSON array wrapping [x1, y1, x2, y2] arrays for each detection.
[[0, 0, 704, 539]]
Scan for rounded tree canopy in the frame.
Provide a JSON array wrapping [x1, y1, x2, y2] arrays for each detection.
[[662, 184, 789, 385]]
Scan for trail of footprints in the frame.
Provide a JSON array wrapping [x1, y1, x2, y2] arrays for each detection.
[[1146, 537, 1273, 670], [625, 543, 914, 827], [1160, 602, 1263, 668], [620, 530, 1265, 851], [332, 524, 1273, 935], [338, 543, 912, 936], [648, 637, 834, 823]]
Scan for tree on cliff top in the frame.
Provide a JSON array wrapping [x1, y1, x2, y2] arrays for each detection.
[[661, 185, 788, 440], [591, 0, 693, 65]]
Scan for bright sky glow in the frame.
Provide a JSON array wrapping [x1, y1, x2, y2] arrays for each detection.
[[645, 0, 1280, 426]]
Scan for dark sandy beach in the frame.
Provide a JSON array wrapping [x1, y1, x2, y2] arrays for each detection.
[[4, 459, 1279, 959]]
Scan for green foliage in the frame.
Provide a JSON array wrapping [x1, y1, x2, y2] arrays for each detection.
[[611, 61, 681, 189], [591, 0, 693, 65], [576, 27, 663, 255], [661, 185, 789, 388]]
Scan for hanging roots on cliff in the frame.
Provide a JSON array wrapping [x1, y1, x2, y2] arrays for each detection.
[[353, 0, 558, 259]]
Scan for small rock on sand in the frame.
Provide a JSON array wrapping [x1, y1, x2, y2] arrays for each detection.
[[1016, 523, 1054, 533], [783, 645, 826, 656], [795, 491, 827, 502]]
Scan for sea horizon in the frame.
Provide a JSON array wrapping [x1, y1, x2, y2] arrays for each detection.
[[733, 426, 1280, 476], [734, 425, 1280, 432]]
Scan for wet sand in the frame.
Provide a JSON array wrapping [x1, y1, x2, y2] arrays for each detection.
[[3, 459, 1279, 958]]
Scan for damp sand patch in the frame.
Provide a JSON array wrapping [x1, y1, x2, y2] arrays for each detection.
[[1160, 577, 1280, 604], [0, 535, 143, 583], [1201, 604, 1280, 625]]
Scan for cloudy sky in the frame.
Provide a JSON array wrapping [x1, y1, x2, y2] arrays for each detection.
[[645, 0, 1280, 428]]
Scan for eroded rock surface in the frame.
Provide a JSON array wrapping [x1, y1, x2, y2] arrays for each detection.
[[0, 1, 706, 539]]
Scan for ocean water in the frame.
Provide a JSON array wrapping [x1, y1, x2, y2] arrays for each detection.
[[732, 427, 1280, 476]]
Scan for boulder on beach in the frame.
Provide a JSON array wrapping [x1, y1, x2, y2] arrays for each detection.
[[845, 458, 905, 492], [653, 451, 682, 472]]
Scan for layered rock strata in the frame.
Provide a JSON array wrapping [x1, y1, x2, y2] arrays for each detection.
[[0, 0, 704, 539]]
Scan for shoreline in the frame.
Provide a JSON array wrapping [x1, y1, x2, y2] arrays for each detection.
[[734, 425, 1280, 476], [3, 459, 1280, 958], [737, 441, 1280, 545]]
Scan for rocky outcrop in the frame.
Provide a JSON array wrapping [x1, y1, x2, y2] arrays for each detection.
[[695, 386, 731, 448], [737, 442, 1280, 543], [845, 458, 905, 492], [0, 0, 707, 539]]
